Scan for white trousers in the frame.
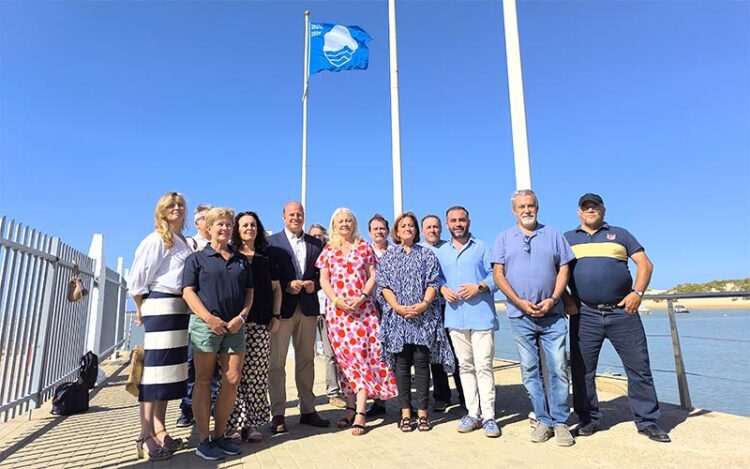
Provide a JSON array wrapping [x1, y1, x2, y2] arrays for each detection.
[[449, 329, 496, 420]]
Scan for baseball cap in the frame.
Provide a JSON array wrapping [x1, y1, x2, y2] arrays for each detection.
[[578, 193, 604, 207]]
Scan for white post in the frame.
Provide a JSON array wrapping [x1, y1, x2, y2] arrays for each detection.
[[502, 0, 532, 190], [301, 10, 311, 210], [114, 256, 124, 357], [388, 0, 404, 218], [86, 233, 106, 356]]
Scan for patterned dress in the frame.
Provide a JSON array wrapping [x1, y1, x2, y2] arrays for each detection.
[[227, 253, 277, 432], [376, 244, 455, 373], [315, 239, 397, 399]]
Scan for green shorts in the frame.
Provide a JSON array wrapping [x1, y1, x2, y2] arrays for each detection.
[[189, 315, 246, 354]]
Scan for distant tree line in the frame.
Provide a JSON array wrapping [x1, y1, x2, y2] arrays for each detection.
[[669, 278, 750, 294]]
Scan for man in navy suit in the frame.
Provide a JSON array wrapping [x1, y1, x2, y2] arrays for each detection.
[[267, 201, 329, 432]]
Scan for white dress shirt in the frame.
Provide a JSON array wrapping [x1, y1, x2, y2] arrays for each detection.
[[285, 228, 307, 278], [190, 233, 210, 250], [127, 231, 193, 296]]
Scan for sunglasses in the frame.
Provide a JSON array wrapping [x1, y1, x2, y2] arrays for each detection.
[[523, 236, 531, 253]]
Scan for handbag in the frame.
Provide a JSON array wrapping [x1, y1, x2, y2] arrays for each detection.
[[126, 346, 144, 397], [66, 262, 89, 302]]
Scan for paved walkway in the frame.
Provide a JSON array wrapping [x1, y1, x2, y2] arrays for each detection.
[[1, 355, 748, 468]]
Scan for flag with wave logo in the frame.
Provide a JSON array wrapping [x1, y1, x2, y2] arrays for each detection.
[[309, 23, 372, 75]]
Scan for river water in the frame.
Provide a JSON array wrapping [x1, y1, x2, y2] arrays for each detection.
[[494, 309, 750, 417], [127, 309, 750, 417]]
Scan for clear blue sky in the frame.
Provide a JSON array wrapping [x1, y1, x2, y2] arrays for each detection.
[[1, 1, 748, 289]]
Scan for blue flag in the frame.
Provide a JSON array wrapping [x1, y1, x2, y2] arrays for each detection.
[[309, 23, 372, 75]]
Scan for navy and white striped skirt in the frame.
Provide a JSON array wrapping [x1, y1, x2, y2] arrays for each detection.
[[140, 292, 190, 402]]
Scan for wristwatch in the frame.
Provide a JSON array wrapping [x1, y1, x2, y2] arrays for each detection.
[[477, 283, 485, 292], [634, 290, 644, 297], [551, 296, 560, 306]]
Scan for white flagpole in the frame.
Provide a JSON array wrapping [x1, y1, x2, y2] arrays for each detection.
[[301, 10, 311, 209], [502, 0, 532, 190], [388, 0, 403, 219]]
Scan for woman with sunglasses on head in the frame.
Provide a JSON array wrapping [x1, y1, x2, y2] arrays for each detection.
[[128, 192, 193, 461], [225, 211, 282, 443], [376, 212, 455, 433]]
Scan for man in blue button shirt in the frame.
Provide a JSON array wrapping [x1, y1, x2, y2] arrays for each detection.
[[564, 193, 669, 443], [492, 189, 576, 447], [436, 206, 500, 437]]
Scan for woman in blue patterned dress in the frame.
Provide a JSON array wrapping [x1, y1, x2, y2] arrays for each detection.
[[376, 212, 455, 432]]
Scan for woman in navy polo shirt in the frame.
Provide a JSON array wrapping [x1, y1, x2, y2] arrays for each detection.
[[128, 191, 192, 461], [182, 208, 254, 461]]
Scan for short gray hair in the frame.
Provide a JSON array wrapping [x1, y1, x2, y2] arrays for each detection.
[[193, 204, 213, 222], [511, 189, 538, 209]]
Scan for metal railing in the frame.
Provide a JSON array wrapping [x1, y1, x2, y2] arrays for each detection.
[[0, 217, 128, 421], [641, 291, 750, 410]]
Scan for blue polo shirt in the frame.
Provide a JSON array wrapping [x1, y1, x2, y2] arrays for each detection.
[[182, 245, 254, 322], [491, 224, 574, 318], [436, 236, 499, 331], [564, 223, 643, 305]]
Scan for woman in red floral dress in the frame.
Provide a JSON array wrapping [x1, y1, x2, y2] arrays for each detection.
[[316, 208, 397, 436]]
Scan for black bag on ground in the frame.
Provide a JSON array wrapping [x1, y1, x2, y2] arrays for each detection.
[[78, 351, 98, 390], [50, 380, 89, 415]]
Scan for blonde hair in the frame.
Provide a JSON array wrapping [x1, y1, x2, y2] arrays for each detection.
[[154, 192, 187, 249], [328, 207, 361, 248], [205, 207, 235, 228]]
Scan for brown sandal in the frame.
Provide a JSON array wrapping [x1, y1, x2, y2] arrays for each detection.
[[399, 416, 414, 432], [337, 407, 356, 428], [417, 415, 431, 432], [351, 411, 367, 436]]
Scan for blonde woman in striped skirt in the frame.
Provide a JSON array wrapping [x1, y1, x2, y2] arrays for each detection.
[[128, 192, 193, 461]]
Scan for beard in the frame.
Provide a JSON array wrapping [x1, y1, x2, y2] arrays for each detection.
[[520, 215, 536, 229], [449, 227, 466, 238]]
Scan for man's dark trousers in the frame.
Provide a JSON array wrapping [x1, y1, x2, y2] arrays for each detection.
[[431, 305, 464, 405], [569, 303, 660, 430]]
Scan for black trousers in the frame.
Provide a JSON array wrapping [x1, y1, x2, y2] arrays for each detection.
[[431, 329, 464, 404], [395, 344, 431, 410]]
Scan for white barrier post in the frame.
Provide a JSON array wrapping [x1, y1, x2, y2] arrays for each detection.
[[86, 234, 106, 357]]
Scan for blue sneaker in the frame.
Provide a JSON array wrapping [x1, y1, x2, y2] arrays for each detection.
[[214, 436, 241, 456], [457, 415, 482, 433], [195, 438, 225, 461], [483, 418, 501, 438]]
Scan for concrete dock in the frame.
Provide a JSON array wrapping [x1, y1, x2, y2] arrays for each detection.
[[1, 355, 748, 468]]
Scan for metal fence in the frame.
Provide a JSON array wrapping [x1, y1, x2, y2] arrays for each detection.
[[0, 217, 127, 421]]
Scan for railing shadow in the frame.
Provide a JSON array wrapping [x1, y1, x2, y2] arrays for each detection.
[[0, 361, 130, 463]]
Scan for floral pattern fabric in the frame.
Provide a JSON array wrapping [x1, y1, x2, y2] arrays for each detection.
[[315, 239, 397, 399]]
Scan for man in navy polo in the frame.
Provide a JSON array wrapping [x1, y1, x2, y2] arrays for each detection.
[[492, 189, 576, 447], [564, 193, 670, 443]]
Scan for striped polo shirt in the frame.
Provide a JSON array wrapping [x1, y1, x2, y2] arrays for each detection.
[[564, 223, 643, 305]]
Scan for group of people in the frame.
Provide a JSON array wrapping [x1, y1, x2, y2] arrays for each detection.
[[127, 189, 670, 461]]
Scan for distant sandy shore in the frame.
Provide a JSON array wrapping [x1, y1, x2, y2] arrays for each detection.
[[494, 297, 750, 312]]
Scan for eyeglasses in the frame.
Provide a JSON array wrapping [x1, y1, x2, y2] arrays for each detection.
[[523, 236, 531, 253]]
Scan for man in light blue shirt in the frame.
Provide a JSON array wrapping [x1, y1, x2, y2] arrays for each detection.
[[436, 206, 500, 438], [491, 189, 576, 447], [420, 214, 464, 411]]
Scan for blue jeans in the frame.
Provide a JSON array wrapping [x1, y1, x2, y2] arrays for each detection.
[[509, 314, 570, 426]]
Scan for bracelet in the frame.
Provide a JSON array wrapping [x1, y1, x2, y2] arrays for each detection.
[[272, 314, 281, 319], [333, 297, 339, 307]]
